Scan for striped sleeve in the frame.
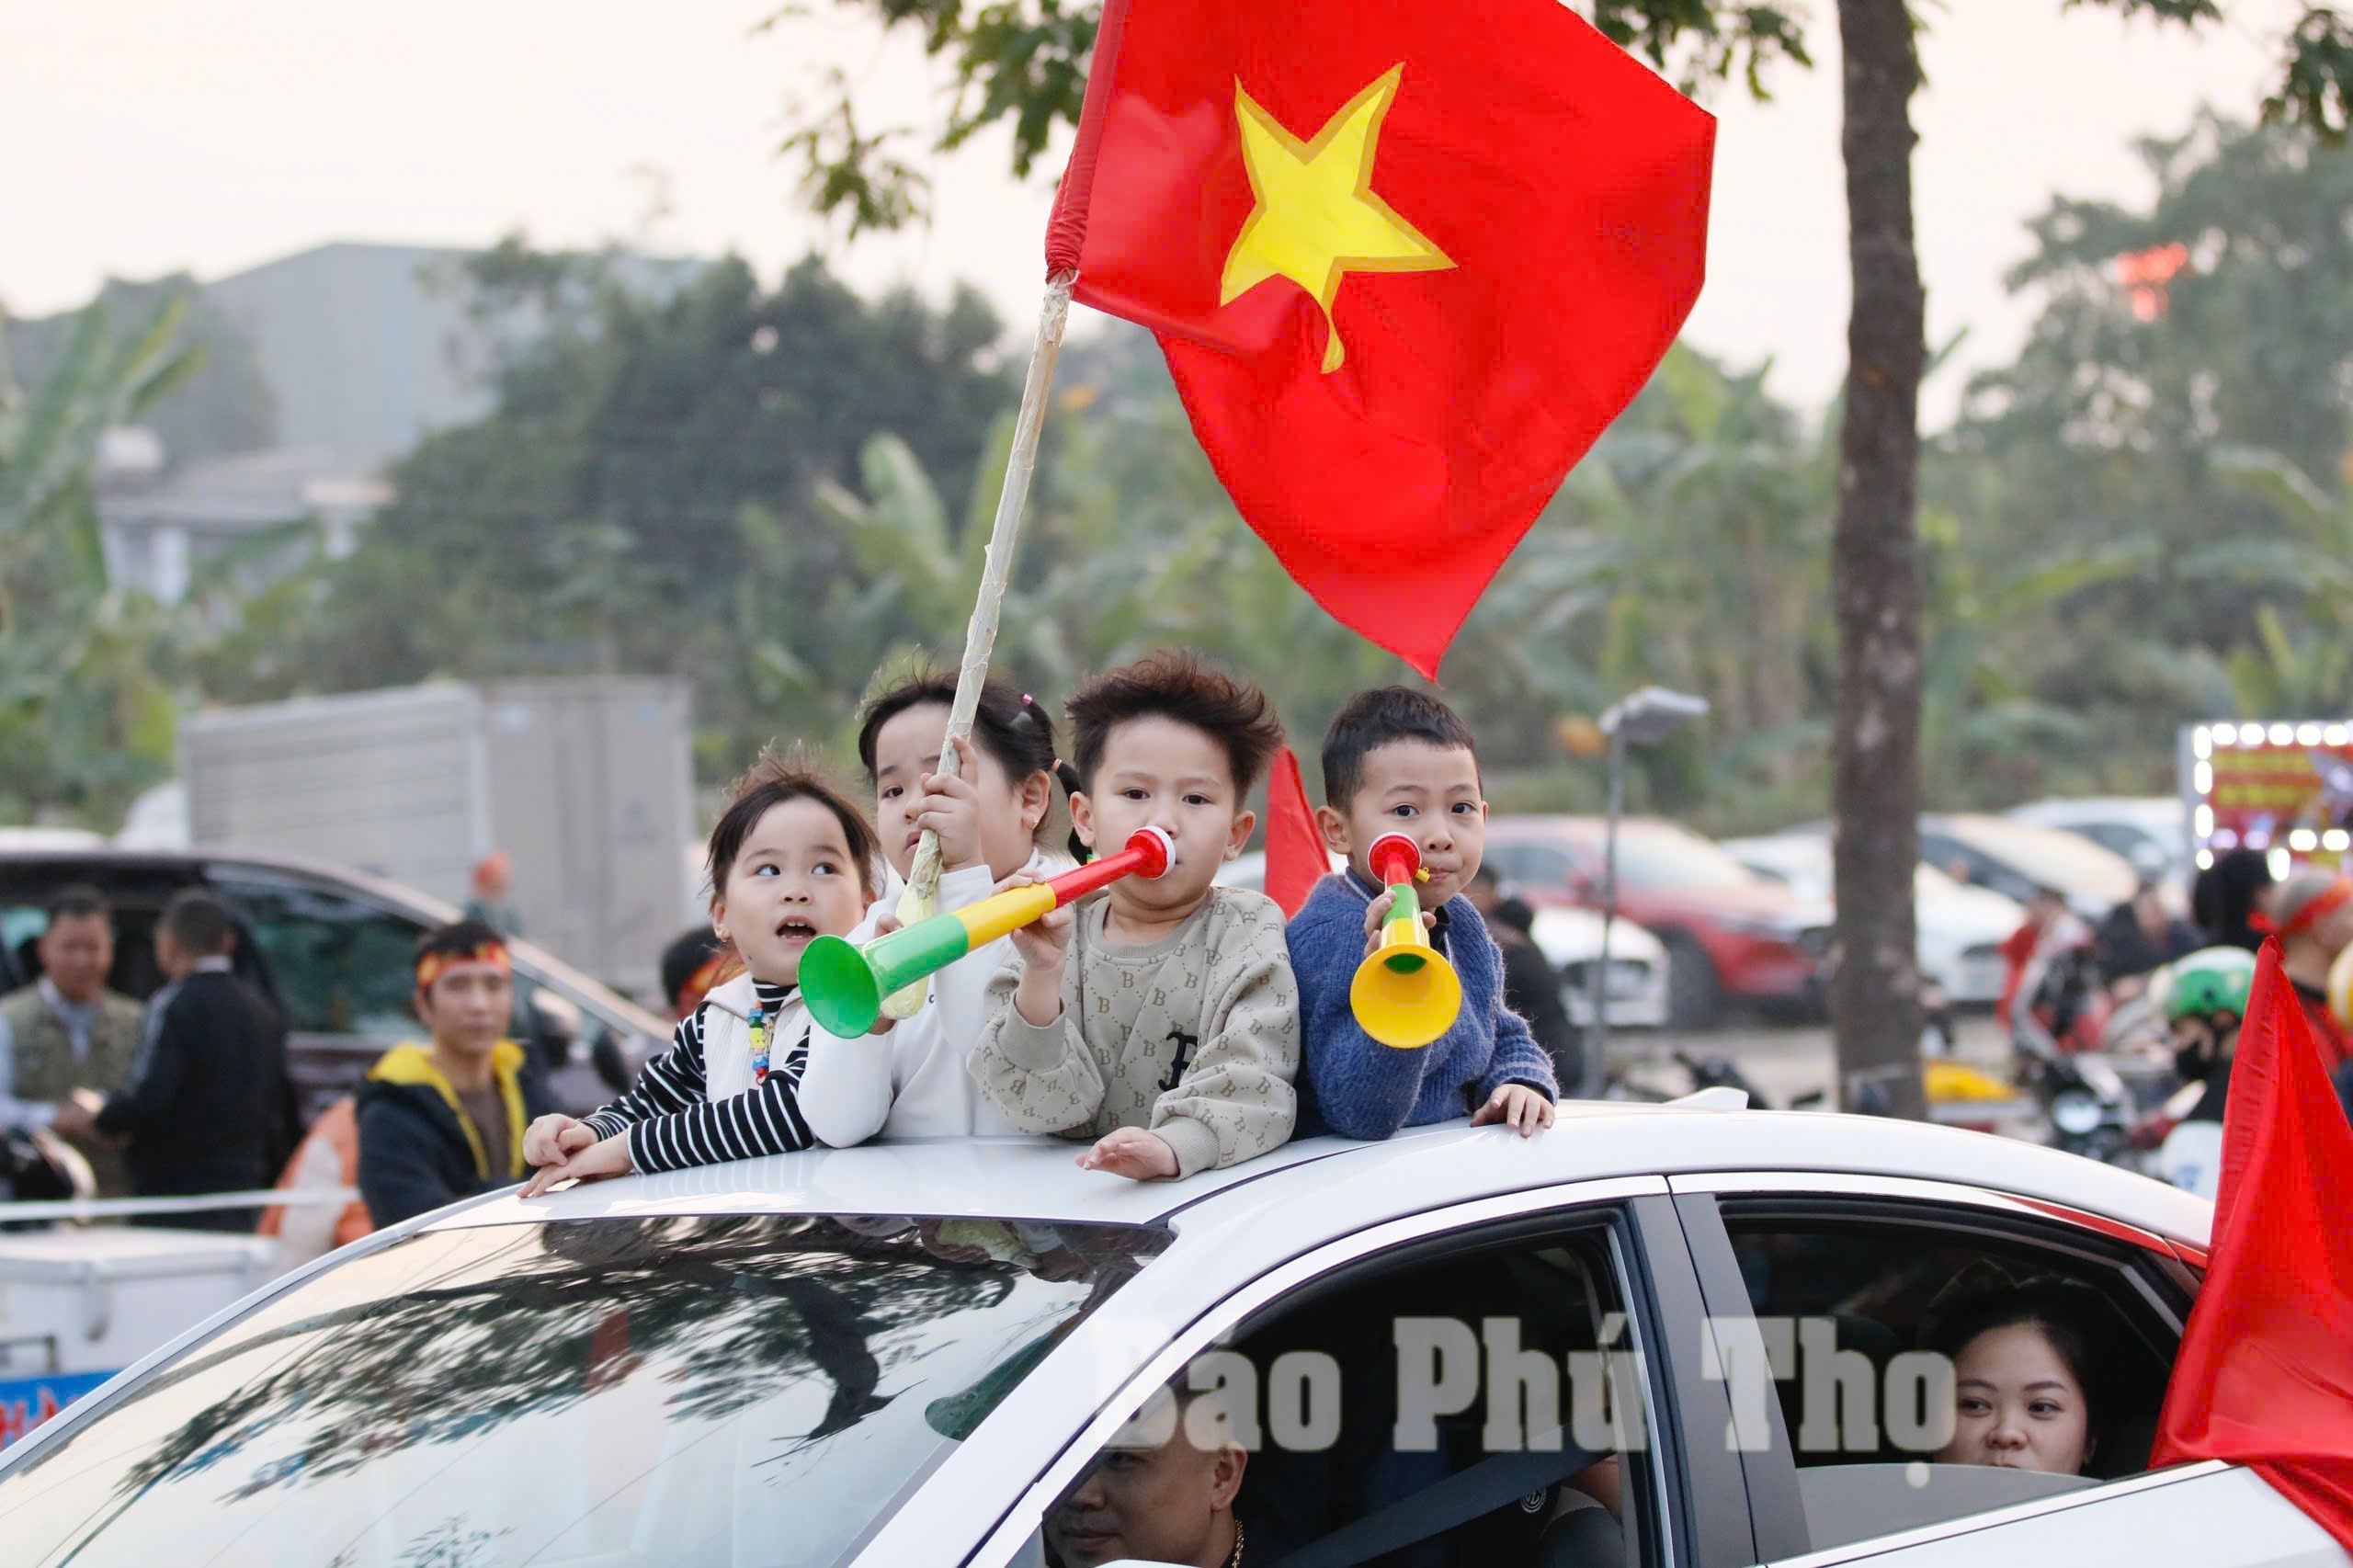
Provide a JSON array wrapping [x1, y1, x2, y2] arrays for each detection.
[[580, 1011, 710, 1140], [622, 1033, 815, 1175]]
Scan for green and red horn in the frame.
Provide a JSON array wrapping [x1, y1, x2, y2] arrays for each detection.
[[1348, 833, 1462, 1048], [801, 826, 1176, 1038]]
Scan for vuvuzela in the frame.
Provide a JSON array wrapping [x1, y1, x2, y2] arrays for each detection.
[[800, 826, 1176, 1039], [1349, 833, 1463, 1048]]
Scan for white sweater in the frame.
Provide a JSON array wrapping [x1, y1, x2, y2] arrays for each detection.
[[797, 848, 1057, 1145]]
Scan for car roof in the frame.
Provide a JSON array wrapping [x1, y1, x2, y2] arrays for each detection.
[[437, 1108, 2211, 1252]]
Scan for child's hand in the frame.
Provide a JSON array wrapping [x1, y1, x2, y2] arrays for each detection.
[[1472, 1084, 1556, 1137], [520, 1132, 633, 1197], [1078, 1127, 1179, 1181], [915, 733, 987, 872], [523, 1113, 597, 1169], [1003, 869, 1074, 1025], [1361, 888, 1435, 961]]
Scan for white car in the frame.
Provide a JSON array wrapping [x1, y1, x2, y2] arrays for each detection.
[[2008, 797, 2193, 892], [1218, 850, 1670, 1028], [1722, 834, 2024, 1005], [3, 1112, 2327, 1568]]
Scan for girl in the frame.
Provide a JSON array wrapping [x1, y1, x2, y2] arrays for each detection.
[[797, 670, 1073, 1145], [520, 755, 879, 1194]]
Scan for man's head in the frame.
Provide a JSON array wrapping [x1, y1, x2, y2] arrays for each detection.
[[2269, 870, 2353, 979], [2163, 946, 2256, 1082], [2131, 881, 2168, 936], [37, 886, 115, 1005], [153, 890, 236, 982], [1046, 1381, 1246, 1568], [2024, 885, 2068, 928], [1065, 650, 1285, 916], [1317, 686, 1486, 907], [414, 919, 514, 1062]]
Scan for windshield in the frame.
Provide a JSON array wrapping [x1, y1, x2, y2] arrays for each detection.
[[1945, 818, 2139, 900], [0, 1213, 1165, 1568]]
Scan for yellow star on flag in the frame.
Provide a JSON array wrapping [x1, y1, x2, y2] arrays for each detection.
[[1220, 64, 1456, 374]]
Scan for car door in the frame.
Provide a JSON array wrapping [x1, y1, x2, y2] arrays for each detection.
[[1663, 1172, 2340, 1568], [948, 1176, 1764, 1568]]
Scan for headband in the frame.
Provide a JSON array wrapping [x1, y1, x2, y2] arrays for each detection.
[[677, 951, 731, 1012], [2253, 877, 2353, 938], [416, 942, 512, 993]]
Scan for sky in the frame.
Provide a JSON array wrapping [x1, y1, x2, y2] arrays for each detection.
[[1, 0, 2310, 427]]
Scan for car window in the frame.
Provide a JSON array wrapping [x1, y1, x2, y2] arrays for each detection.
[[0, 1213, 1167, 1568], [1720, 1203, 2187, 1555], [1034, 1216, 1664, 1568], [1615, 830, 1759, 892], [1490, 841, 1578, 889], [210, 874, 429, 1039]]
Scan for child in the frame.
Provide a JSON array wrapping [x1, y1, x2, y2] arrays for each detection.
[[970, 650, 1300, 1180], [1286, 687, 1557, 1141], [520, 756, 878, 1194], [796, 671, 1073, 1145]]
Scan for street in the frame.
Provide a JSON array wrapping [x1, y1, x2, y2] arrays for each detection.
[[1608, 1011, 2011, 1111]]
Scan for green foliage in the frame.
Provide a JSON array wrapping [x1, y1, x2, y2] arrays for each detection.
[[5, 276, 275, 464]]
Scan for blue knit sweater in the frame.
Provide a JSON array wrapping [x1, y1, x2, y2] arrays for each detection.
[[1288, 870, 1559, 1139]]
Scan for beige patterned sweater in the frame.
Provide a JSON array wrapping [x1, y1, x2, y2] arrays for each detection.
[[969, 885, 1301, 1176]]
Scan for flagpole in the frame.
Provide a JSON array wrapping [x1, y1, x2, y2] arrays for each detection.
[[904, 270, 1078, 912]]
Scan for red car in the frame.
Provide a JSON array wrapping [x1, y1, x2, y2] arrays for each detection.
[[1483, 816, 1831, 1026]]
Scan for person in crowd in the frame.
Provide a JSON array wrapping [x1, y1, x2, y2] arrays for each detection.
[[1995, 885, 2084, 1032], [799, 672, 1073, 1147], [2154, 946, 2256, 1200], [519, 756, 876, 1195], [660, 926, 732, 1022], [1285, 687, 1557, 1142], [358, 919, 555, 1224], [97, 890, 292, 1231], [971, 650, 1300, 1181], [1046, 1374, 1250, 1568], [0, 886, 143, 1195], [461, 851, 524, 937], [1926, 1277, 2112, 1476], [2266, 869, 2353, 1079], [1463, 862, 1583, 1098], [2191, 846, 2276, 954], [2094, 881, 2199, 994]]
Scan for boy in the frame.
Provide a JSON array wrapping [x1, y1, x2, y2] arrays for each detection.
[[358, 920, 555, 1225], [970, 650, 1299, 1181], [1287, 687, 1557, 1140]]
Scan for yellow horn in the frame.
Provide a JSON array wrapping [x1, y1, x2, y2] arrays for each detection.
[[1349, 834, 1463, 1048]]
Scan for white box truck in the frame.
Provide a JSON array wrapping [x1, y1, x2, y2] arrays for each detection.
[[179, 678, 694, 999]]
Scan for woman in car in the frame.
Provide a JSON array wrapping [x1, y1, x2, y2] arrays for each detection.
[[1926, 1277, 2113, 1476]]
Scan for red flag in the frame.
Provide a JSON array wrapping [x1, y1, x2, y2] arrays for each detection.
[[2152, 940, 2353, 1551], [1263, 745, 1325, 917], [1045, 0, 1713, 677]]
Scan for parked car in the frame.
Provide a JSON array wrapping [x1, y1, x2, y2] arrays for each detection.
[[1484, 816, 1831, 1026], [0, 848, 665, 1118], [2008, 796, 2193, 892], [1787, 813, 2149, 926], [6, 1103, 2322, 1568], [1722, 833, 2024, 1006], [1217, 850, 1670, 1028]]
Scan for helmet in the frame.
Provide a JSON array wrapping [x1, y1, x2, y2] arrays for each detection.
[[2162, 946, 2257, 1023]]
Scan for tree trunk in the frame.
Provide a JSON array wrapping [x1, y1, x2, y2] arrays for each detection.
[[1830, 0, 1927, 1119]]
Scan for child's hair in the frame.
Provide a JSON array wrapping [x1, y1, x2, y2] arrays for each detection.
[[706, 751, 881, 902], [1320, 687, 1479, 810], [1065, 649, 1285, 796], [855, 669, 1075, 839]]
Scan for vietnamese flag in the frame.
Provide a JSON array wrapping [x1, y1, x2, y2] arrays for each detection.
[[1045, 0, 1714, 677], [2152, 940, 2353, 1551], [1263, 745, 1325, 916]]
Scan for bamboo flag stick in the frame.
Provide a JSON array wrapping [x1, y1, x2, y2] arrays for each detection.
[[887, 271, 1077, 1010]]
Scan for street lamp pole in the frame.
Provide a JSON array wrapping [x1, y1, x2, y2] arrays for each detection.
[[1586, 687, 1708, 1096]]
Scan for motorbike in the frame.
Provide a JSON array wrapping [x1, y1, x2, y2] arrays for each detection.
[[2009, 939, 2177, 1169]]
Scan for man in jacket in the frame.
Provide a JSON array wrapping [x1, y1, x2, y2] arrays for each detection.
[[358, 920, 553, 1227], [0, 886, 145, 1195], [97, 890, 292, 1230]]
